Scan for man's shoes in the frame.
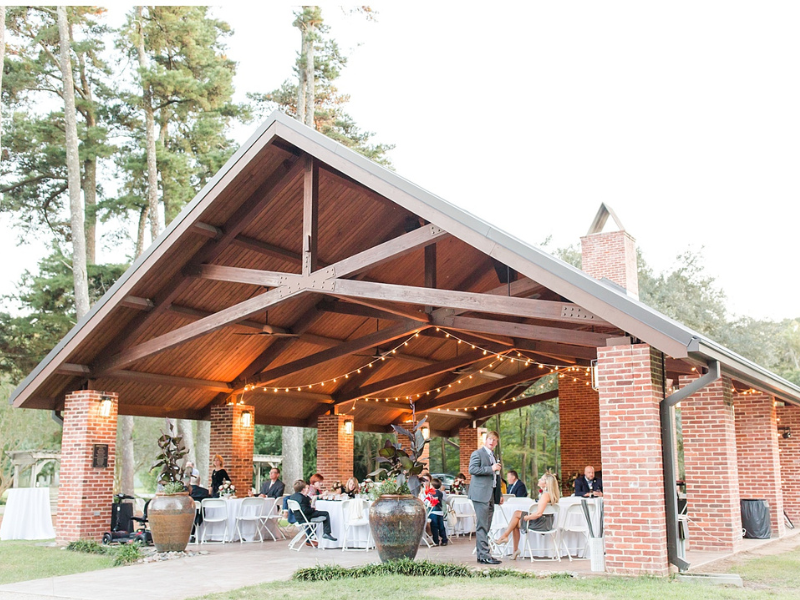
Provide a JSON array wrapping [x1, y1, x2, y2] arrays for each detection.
[[440, 541, 448, 547], [305, 540, 318, 547], [477, 557, 501, 564], [322, 533, 337, 541]]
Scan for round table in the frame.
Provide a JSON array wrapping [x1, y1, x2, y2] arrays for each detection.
[[314, 498, 372, 549], [197, 497, 281, 542]]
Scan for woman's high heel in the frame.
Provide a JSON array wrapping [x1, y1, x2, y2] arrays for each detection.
[[510, 550, 521, 560], [495, 535, 509, 545]]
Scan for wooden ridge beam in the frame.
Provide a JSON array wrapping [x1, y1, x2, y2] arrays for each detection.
[[416, 366, 546, 412], [318, 299, 403, 322], [246, 321, 426, 390], [434, 315, 610, 348], [330, 279, 608, 327], [302, 155, 319, 275], [333, 348, 495, 405], [327, 297, 429, 323]]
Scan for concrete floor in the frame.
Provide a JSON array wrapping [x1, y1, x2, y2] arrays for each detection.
[[1, 529, 797, 600]]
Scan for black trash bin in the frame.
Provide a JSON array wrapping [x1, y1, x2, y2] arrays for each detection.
[[741, 499, 771, 539]]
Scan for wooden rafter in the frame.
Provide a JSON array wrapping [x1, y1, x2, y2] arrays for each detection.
[[433, 315, 610, 347], [303, 155, 319, 275], [471, 388, 559, 420]]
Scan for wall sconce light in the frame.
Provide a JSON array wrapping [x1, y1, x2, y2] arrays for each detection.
[[344, 420, 354, 435], [240, 410, 252, 427], [421, 424, 430, 440], [99, 395, 113, 417], [779, 426, 791, 439]]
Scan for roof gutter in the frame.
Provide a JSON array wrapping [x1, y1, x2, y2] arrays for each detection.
[[660, 356, 721, 572]]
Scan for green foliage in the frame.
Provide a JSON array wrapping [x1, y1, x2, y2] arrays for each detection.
[[66, 538, 142, 566], [293, 559, 475, 581], [368, 478, 411, 500], [368, 419, 429, 497], [66, 539, 106, 554], [111, 542, 143, 566]]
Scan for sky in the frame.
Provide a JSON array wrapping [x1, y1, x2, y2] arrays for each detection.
[[2, 2, 799, 322]]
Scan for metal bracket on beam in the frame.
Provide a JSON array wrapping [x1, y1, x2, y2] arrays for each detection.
[[560, 305, 597, 321]]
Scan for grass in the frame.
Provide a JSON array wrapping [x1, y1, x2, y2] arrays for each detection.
[[188, 548, 800, 600], [0, 539, 115, 584]]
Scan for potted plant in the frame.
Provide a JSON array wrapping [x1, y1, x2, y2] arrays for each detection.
[[147, 422, 196, 552], [367, 418, 429, 562]]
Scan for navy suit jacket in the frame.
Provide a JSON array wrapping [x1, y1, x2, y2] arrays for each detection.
[[574, 476, 603, 497], [507, 479, 527, 497]]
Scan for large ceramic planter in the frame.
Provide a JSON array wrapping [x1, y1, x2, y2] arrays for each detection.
[[148, 492, 195, 552], [369, 494, 426, 562]]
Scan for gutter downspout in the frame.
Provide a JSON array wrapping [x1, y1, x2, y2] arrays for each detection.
[[660, 355, 721, 572]]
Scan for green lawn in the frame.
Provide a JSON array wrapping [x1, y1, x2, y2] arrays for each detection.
[[0, 539, 115, 584], [189, 548, 800, 600]]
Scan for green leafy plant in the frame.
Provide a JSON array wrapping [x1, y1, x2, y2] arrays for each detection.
[[367, 417, 429, 497], [112, 542, 142, 566], [368, 478, 411, 501], [66, 539, 106, 554], [150, 421, 189, 489]]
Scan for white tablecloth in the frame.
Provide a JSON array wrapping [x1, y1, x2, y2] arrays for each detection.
[[0, 488, 55, 540], [447, 495, 476, 535], [491, 496, 603, 558], [314, 499, 372, 549], [197, 497, 280, 542]]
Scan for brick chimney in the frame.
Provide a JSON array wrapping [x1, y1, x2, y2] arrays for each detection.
[[580, 203, 639, 299]]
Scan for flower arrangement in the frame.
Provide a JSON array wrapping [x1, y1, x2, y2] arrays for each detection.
[[359, 479, 374, 496], [218, 480, 236, 498], [450, 480, 466, 495]]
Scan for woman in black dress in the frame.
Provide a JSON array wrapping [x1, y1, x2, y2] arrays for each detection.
[[210, 454, 230, 497]]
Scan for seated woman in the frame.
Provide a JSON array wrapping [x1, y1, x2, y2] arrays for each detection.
[[209, 454, 230, 497], [340, 476, 359, 498], [495, 472, 560, 559], [451, 473, 468, 495]]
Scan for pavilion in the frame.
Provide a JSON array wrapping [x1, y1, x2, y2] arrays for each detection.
[[9, 111, 800, 575]]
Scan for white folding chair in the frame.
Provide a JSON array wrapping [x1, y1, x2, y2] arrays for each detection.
[[560, 501, 595, 560], [453, 499, 476, 540], [200, 498, 229, 543], [259, 497, 286, 541], [287, 499, 324, 551], [235, 497, 266, 543], [521, 503, 561, 562], [189, 500, 201, 544], [341, 499, 373, 551], [487, 503, 511, 558], [421, 505, 436, 547]]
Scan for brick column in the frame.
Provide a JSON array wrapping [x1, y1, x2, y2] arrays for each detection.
[[317, 414, 354, 484], [459, 427, 482, 483], [597, 344, 669, 576], [209, 404, 255, 494], [559, 371, 601, 493], [680, 375, 742, 551], [735, 392, 785, 537], [777, 403, 800, 524], [56, 390, 118, 544]]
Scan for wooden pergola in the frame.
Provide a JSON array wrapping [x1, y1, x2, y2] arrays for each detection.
[[9, 111, 800, 574]]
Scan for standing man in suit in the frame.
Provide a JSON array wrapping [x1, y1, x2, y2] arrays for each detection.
[[506, 470, 528, 497], [259, 467, 285, 498], [468, 430, 503, 564]]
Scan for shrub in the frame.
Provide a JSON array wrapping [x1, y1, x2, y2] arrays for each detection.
[[112, 542, 143, 566], [66, 539, 106, 555], [293, 559, 541, 581]]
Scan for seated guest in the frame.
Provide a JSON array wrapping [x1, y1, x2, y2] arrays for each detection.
[[451, 473, 468, 495], [495, 473, 560, 559], [288, 479, 337, 541], [426, 478, 449, 546], [340, 476, 359, 498], [259, 467, 285, 498], [574, 465, 603, 498], [209, 455, 230, 497], [506, 470, 527, 497], [308, 473, 324, 497]]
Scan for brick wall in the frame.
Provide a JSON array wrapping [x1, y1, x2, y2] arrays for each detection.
[[209, 404, 255, 494], [680, 375, 743, 551], [734, 392, 785, 537], [56, 390, 118, 544], [317, 414, 354, 485], [581, 230, 639, 299], [559, 370, 601, 493], [597, 344, 669, 576], [458, 427, 481, 483], [777, 404, 800, 523]]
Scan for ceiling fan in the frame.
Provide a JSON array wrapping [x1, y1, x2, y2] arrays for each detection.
[[233, 311, 300, 338], [354, 347, 397, 361]]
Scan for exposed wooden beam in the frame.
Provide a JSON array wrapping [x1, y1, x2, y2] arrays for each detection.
[[332, 357, 393, 403], [333, 296, 430, 323], [302, 155, 319, 276], [318, 299, 402, 321], [118, 404, 206, 420], [106, 370, 232, 392], [253, 390, 333, 403], [421, 327, 514, 348], [191, 222, 223, 239], [434, 315, 610, 348], [95, 287, 296, 374], [167, 303, 281, 334], [514, 339, 597, 361], [333, 348, 495, 405], [191, 264, 291, 287], [254, 415, 308, 428], [331, 279, 608, 327], [247, 321, 426, 389], [55, 363, 92, 376], [121, 296, 154, 311], [416, 366, 546, 412], [230, 235, 302, 264], [424, 244, 436, 314], [472, 389, 559, 420]]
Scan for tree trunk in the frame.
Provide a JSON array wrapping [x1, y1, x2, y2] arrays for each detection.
[[521, 409, 529, 485], [440, 437, 446, 473], [304, 28, 314, 128], [0, 7, 6, 153], [177, 419, 195, 464], [136, 205, 149, 258], [196, 420, 210, 486], [494, 414, 502, 466], [296, 27, 308, 124], [136, 6, 160, 243], [82, 158, 96, 264], [118, 415, 135, 495], [57, 6, 89, 319], [282, 426, 303, 484]]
